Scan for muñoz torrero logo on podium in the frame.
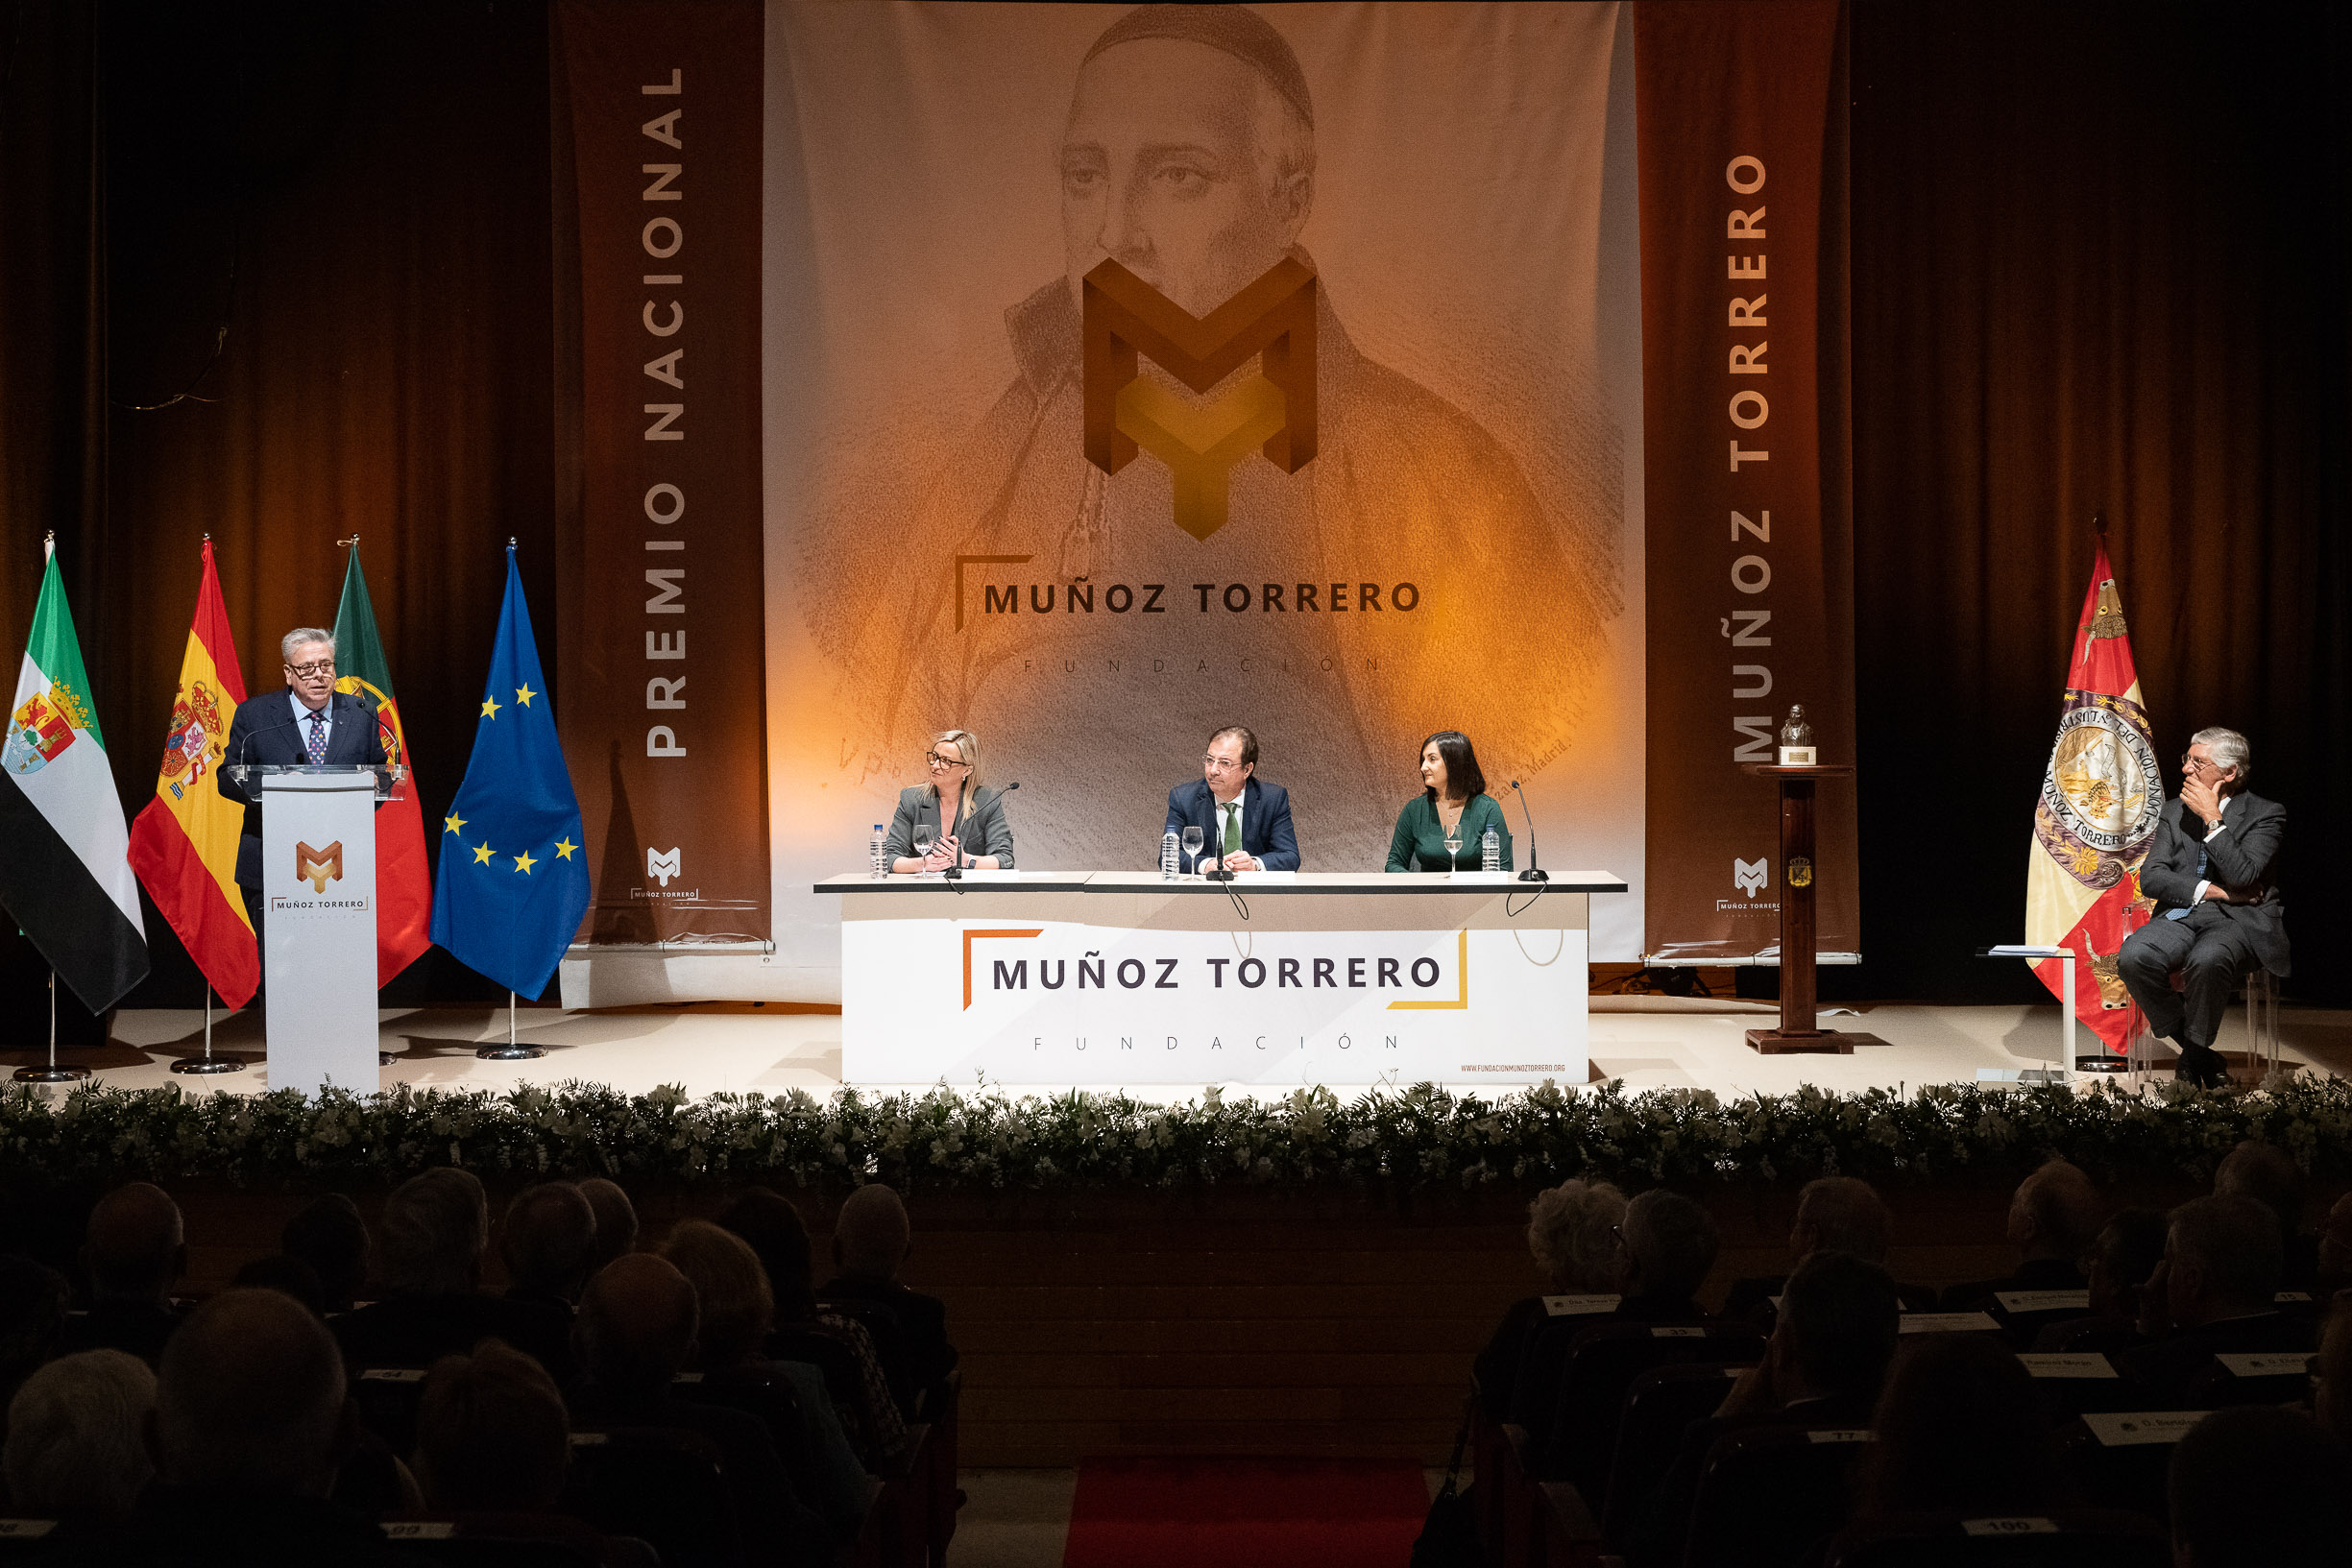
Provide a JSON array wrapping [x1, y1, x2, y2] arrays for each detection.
[[295, 840, 344, 895], [1081, 256, 1317, 542]]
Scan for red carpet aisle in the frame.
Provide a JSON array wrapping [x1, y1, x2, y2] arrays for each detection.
[[1060, 1457, 1430, 1568]]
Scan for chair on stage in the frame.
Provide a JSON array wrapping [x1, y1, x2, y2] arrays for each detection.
[[1818, 1509, 2169, 1568]]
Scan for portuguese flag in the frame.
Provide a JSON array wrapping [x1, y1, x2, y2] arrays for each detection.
[[0, 542, 150, 1011], [334, 545, 432, 984], [127, 539, 258, 1008]]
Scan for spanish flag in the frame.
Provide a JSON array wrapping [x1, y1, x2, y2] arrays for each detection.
[[127, 540, 256, 1008]]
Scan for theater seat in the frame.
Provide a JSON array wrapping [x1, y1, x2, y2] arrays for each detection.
[[1821, 1508, 2169, 1568], [1541, 1321, 1766, 1492], [1682, 1421, 1877, 1568], [2055, 1412, 2200, 1523], [560, 1427, 739, 1568], [1598, 1362, 1759, 1549], [351, 1365, 431, 1455]]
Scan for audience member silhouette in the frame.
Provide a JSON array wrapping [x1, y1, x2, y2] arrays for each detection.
[[1848, 1334, 2064, 1519], [820, 1184, 958, 1404], [2169, 1405, 2352, 1568], [717, 1187, 909, 1468], [0, 1254, 69, 1449], [230, 1255, 330, 1317], [281, 1194, 371, 1315], [2121, 1194, 2314, 1405], [663, 1218, 870, 1541], [411, 1338, 570, 1512], [0, 1348, 155, 1519], [63, 1181, 187, 1364], [332, 1168, 573, 1383], [570, 1253, 830, 1565], [1472, 1177, 1625, 1418], [2213, 1139, 2318, 1289], [1938, 1157, 2104, 1308], [1613, 1189, 1719, 1320], [1724, 1175, 1897, 1321], [578, 1179, 640, 1277], [500, 1182, 599, 1311], [2035, 1205, 2167, 1353]]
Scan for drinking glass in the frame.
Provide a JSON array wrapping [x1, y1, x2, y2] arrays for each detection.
[[1182, 825, 1205, 877], [911, 825, 934, 872], [1443, 829, 1463, 876]]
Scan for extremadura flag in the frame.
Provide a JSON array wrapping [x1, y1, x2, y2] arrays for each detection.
[[127, 539, 257, 1008], [429, 546, 589, 998], [0, 543, 150, 1011]]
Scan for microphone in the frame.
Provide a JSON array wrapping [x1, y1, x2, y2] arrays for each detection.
[[229, 710, 301, 797], [1509, 780, 1548, 883]]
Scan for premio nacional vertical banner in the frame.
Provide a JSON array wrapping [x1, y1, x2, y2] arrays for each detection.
[[552, 0, 772, 954], [764, 2, 1649, 996], [1634, 0, 1856, 964]]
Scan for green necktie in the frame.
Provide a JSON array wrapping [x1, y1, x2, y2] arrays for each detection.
[[1222, 802, 1241, 856]]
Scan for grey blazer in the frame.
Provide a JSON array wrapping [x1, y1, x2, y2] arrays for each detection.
[[885, 784, 1015, 869]]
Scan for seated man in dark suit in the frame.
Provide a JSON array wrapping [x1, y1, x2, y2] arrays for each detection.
[[499, 1182, 599, 1313], [332, 1168, 573, 1384], [1629, 1250, 1899, 1568], [1162, 725, 1299, 872], [1938, 1157, 2105, 1309], [817, 1183, 958, 1409], [62, 1182, 187, 1365], [2117, 726, 2287, 1090], [570, 1253, 832, 1564], [2120, 1194, 2316, 1406], [218, 627, 390, 996]]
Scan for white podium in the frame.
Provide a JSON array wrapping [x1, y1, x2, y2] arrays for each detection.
[[229, 764, 392, 1096]]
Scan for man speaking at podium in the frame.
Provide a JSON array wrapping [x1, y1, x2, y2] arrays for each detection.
[[220, 628, 387, 995]]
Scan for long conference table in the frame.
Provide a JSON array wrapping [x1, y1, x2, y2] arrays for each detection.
[[814, 870, 1627, 1087]]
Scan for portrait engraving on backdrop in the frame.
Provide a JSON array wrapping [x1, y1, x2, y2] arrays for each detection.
[[788, 4, 1626, 869]]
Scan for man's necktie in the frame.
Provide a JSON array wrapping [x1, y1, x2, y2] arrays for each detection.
[[305, 709, 328, 764], [1222, 802, 1241, 857]]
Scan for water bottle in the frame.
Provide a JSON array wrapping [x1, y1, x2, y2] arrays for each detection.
[[869, 824, 887, 880], [1482, 825, 1501, 872], [1161, 831, 1180, 880]]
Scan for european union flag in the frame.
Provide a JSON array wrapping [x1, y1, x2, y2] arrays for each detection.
[[429, 547, 589, 998]]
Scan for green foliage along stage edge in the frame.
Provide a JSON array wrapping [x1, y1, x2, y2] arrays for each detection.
[[4, 1078, 2349, 1194]]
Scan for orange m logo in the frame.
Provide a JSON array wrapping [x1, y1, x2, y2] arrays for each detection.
[[1081, 257, 1318, 541], [295, 840, 344, 894]]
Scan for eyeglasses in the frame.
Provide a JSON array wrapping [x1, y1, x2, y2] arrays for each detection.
[[2181, 754, 2217, 774], [1202, 755, 1247, 774], [926, 751, 968, 770], [286, 661, 335, 678]]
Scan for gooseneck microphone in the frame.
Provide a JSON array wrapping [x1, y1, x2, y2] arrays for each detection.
[[229, 711, 302, 798], [1509, 780, 1549, 883]]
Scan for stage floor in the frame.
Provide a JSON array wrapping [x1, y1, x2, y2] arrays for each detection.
[[29, 998, 2346, 1100]]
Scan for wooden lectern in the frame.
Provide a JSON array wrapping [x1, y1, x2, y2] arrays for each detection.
[[1738, 763, 1885, 1054]]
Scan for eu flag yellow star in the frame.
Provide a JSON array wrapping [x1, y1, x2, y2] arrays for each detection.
[[480, 695, 501, 719], [443, 812, 467, 835], [513, 849, 538, 875], [554, 838, 577, 859], [473, 841, 496, 865], [515, 683, 537, 707]]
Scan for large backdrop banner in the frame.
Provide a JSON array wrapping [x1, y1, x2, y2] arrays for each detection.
[[548, 1, 1851, 1001]]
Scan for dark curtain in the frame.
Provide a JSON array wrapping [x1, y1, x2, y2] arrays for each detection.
[[1, 0, 2343, 1022], [1837, 0, 2351, 1005]]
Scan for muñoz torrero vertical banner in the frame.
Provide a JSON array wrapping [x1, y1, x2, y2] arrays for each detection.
[[763, 2, 1650, 997], [1634, 0, 1856, 964], [552, 0, 771, 953]]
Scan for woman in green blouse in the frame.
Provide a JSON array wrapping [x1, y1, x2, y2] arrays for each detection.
[[1385, 731, 1513, 872]]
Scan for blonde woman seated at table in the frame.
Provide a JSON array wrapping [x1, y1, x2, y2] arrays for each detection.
[[885, 728, 1015, 873], [1384, 730, 1512, 872]]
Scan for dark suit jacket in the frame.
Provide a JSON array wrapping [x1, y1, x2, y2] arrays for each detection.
[[219, 688, 388, 890], [1162, 776, 1299, 870], [2116, 1309, 2316, 1406], [884, 784, 1015, 868], [330, 1291, 575, 1387], [819, 1273, 958, 1398], [2139, 790, 2289, 976]]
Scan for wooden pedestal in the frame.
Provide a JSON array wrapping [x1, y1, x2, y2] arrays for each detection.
[[1738, 764, 1886, 1054]]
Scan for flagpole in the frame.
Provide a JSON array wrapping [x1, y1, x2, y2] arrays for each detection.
[[170, 978, 242, 1075], [13, 971, 89, 1084], [476, 987, 543, 1060]]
